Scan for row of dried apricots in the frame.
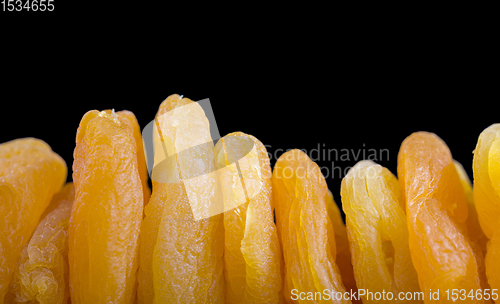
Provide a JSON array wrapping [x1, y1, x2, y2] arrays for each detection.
[[1, 94, 499, 303]]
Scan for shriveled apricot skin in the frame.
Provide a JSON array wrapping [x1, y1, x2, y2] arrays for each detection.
[[325, 190, 360, 304], [398, 132, 485, 303], [272, 149, 350, 304], [485, 231, 500, 292], [473, 124, 500, 240], [214, 132, 283, 304], [137, 94, 224, 304], [137, 180, 167, 304], [472, 124, 500, 291], [454, 160, 490, 293], [341, 160, 420, 303], [104, 109, 151, 206], [153, 184, 224, 304], [69, 110, 143, 304], [0, 138, 67, 304], [454, 160, 488, 256], [136, 97, 178, 304], [6, 183, 75, 304]]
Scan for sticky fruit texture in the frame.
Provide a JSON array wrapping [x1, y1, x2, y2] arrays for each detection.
[[6, 183, 75, 304], [104, 109, 151, 206], [214, 132, 282, 304], [272, 149, 350, 304], [325, 190, 360, 304], [137, 94, 224, 304], [472, 124, 500, 291], [454, 160, 488, 256], [0, 138, 67, 304], [341, 160, 420, 303], [398, 131, 485, 303], [454, 160, 490, 296], [69, 110, 143, 304]]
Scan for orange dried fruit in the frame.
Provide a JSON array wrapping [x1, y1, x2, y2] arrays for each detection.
[[454, 160, 488, 255], [472, 124, 500, 290], [454, 160, 490, 295], [103, 109, 151, 206], [473, 124, 500, 240], [6, 183, 75, 304], [325, 190, 360, 304], [457, 162, 489, 290], [136, 182, 166, 304], [0, 138, 67, 304], [341, 160, 420, 303], [398, 131, 485, 302], [137, 94, 224, 303], [69, 110, 143, 303], [272, 149, 350, 303], [214, 132, 282, 304]]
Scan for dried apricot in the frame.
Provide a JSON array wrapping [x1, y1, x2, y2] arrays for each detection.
[[453, 160, 490, 295], [104, 109, 151, 206], [473, 124, 500, 239], [454, 160, 488, 254], [398, 131, 485, 302], [325, 190, 360, 303], [6, 183, 74, 304], [214, 132, 282, 304], [137, 180, 166, 304], [272, 149, 350, 303], [137, 94, 224, 303], [0, 138, 67, 304], [69, 110, 143, 303], [341, 160, 420, 303], [472, 124, 500, 291]]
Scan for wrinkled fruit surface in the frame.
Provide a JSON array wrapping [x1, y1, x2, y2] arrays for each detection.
[[341, 160, 420, 303], [214, 132, 282, 304], [272, 149, 350, 304], [454, 160, 489, 292], [137, 94, 224, 304], [69, 110, 143, 304], [325, 190, 360, 304], [473, 124, 500, 291], [398, 131, 486, 303], [454, 160, 489, 256], [0, 138, 67, 304], [103, 109, 151, 206], [6, 183, 75, 304]]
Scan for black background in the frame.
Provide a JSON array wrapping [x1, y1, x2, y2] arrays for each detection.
[[0, 8, 497, 218]]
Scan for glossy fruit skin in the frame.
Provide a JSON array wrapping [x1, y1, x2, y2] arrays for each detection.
[[214, 132, 282, 304], [325, 190, 360, 304], [137, 94, 224, 304], [454, 160, 488, 256], [0, 138, 67, 304], [272, 149, 350, 304], [472, 124, 500, 291], [473, 124, 500, 240], [6, 183, 75, 304], [454, 160, 490, 293], [341, 160, 420, 303], [69, 110, 143, 304], [398, 132, 485, 303]]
